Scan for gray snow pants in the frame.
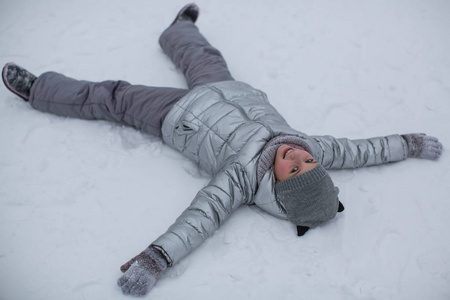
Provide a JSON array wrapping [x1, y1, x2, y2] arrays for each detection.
[[29, 21, 234, 137]]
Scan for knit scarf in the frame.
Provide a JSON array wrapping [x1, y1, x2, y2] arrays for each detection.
[[256, 135, 312, 184]]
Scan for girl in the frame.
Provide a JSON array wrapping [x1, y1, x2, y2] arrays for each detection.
[[2, 3, 442, 297]]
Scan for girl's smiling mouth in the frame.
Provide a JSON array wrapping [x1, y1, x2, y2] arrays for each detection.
[[283, 147, 293, 159]]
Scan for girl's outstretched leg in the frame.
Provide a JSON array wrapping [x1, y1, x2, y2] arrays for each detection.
[[3, 64, 188, 137], [159, 4, 234, 89]]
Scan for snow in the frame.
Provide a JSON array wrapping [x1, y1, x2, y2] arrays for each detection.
[[1, 0, 449, 299]]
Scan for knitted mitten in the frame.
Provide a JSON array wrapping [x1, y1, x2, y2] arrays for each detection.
[[117, 246, 168, 296], [401, 133, 442, 160], [2, 63, 37, 101]]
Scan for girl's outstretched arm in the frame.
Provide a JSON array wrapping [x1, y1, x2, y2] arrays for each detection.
[[309, 133, 442, 170], [117, 161, 252, 296]]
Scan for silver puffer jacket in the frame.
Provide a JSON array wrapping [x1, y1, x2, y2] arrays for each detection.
[[153, 81, 407, 265]]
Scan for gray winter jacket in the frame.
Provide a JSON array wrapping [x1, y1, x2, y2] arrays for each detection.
[[152, 80, 408, 265]]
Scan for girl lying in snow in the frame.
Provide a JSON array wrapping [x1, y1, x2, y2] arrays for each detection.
[[2, 3, 443, 297]]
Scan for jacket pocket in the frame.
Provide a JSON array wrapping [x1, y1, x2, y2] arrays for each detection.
[[175, 121, 199, 135]]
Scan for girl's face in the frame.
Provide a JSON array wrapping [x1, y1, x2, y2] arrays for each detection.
[[274, 145, 318, 182]]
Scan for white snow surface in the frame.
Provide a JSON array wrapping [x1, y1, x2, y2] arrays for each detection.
[[1, 1, 450, 299]]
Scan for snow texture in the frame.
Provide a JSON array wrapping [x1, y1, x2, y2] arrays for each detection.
[[1, 1, 450, 299]]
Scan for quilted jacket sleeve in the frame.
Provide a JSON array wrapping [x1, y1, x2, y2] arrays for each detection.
[[151, 162, 252, 266], [310, 134, 408, 169]]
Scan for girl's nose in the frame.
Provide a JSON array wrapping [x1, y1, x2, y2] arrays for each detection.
[[297, 151, 308, 160]]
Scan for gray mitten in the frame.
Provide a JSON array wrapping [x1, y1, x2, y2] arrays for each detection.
[[401, 133, 443, 160], [117, 246, 168, 296]]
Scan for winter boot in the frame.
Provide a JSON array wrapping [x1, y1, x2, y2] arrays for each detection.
[[2, 63, 37, 101], [171, 3, 199, 26]]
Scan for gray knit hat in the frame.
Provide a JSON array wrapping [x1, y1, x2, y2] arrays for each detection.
[[275, 164, 344, 236]]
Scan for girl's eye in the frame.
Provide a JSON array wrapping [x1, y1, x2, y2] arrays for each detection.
[[306, 159, 315, 163], [291, 167, 298, 173]]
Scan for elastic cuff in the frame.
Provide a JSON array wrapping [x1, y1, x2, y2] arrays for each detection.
[[151, 244, 173, 267]]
